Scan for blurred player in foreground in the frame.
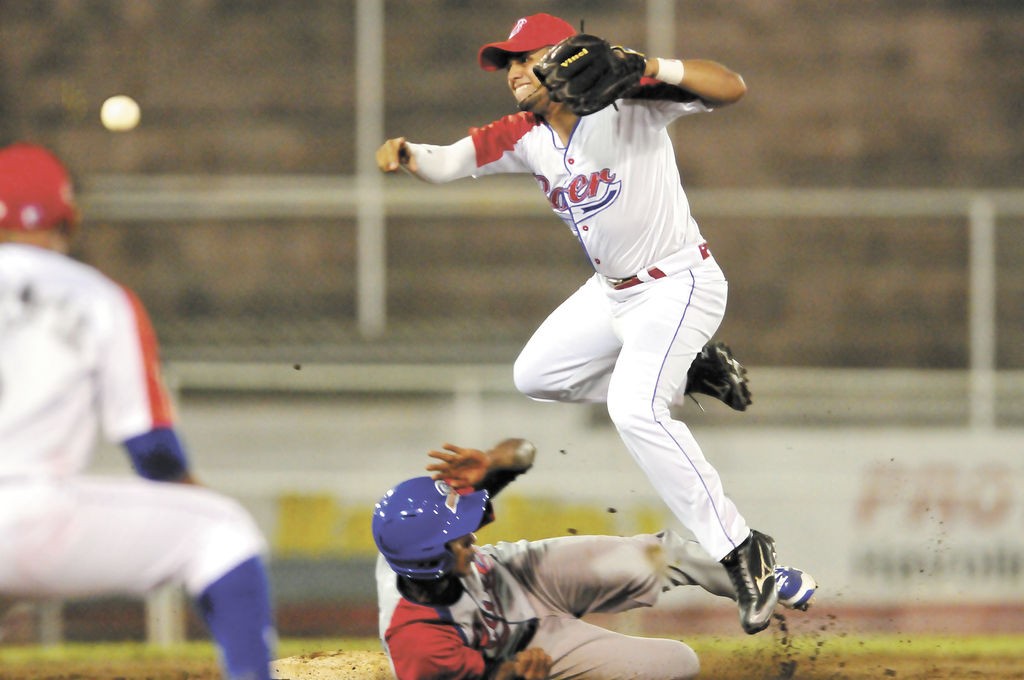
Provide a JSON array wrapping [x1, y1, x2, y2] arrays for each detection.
[[0, 143, 275, 680], [377, 13, 785, 634], [373, 439, 817, 680]]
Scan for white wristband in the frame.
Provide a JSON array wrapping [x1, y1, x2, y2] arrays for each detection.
[[655, 58, 685, 85]]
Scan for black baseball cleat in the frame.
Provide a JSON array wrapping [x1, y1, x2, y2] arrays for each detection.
[[720, 530, 778, 634], [684, 341, 752, 412]]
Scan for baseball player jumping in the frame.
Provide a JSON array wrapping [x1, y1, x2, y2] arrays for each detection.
[[0, 144, 276, 679], [376, 13, 789, 634], [374, 439, 817, 680]]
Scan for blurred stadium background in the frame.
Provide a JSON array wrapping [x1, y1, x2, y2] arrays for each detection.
[[1, 0, 1022, 647]]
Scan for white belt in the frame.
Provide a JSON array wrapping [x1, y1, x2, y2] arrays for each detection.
[[607, 242, 711, 290]]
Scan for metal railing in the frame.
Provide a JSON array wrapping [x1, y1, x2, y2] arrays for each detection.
[[82, 179, 1024, 430]]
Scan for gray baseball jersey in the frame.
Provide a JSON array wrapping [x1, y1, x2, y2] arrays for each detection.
[[377, 530, 735, 679]]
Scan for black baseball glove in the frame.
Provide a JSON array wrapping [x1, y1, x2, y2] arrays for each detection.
[[533, 34, 647, 116], [685, 341, 753, 412]]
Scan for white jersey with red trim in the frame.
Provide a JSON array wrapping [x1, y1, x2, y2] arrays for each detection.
[[468, 97, 712, 279], [399, 85, 756, 576], [0, 243, 267, 604], [0, 243, 174, 476]]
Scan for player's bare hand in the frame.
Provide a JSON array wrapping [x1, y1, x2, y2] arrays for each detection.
[[426, 443, 489, 489], [376, 137, 417, 173], [493, 648, 553, 680]]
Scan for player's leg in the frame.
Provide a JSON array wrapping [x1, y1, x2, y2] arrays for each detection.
[[605, 262, 779, 633], [666, 534, 819, 611], [490, 534, 663, 616], [196, 555, 275, 680], [0, 477, 275, 679], [513, 275, 621, 403], [605, 266, 747, 561], [491, 532, 731, 618], [531, 616, 700, 680]]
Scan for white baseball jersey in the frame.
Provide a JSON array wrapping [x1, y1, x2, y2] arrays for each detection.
[[412, 96, 712, 279], [0, 243, 264, 598], [0, 243, 173, 476]]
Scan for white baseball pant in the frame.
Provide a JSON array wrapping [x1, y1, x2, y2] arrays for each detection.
[[0, 476, 266, 598], [513, 255, 750, 561]]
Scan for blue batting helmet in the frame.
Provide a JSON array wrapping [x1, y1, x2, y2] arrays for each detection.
[[372, 476, 490, 580]]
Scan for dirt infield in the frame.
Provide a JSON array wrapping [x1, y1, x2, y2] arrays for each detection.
[[3, 639, 1023, 679], [2, 619, 1023, 679], [1, 651, 1022, 679], [271, 649, 393, 678]]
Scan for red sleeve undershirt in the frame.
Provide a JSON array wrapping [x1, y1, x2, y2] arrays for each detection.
[[120, 285, 174, 426], [386, 599, 488, 680], [469, 111, 539, 168]]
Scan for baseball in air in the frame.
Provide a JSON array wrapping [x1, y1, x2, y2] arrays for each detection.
[[100, 95, 141, 131]]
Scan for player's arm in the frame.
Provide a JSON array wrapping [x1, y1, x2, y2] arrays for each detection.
[[387, 616, 488, 679], [104, 286, 198, 485], [123, 427, 197, 484], [641, 57, 746, 107], [391, 624, 550, 680], [426, 438, 536, 497], [375, 136, 477, 183]]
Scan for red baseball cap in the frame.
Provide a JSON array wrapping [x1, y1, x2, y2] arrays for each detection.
[[478, 13, 576, 71], [0, 143, 77, 232]]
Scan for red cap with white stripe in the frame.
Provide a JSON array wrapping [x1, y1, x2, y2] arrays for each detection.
[[0, 143, 77, 232], [478, 13, 576, 71]]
